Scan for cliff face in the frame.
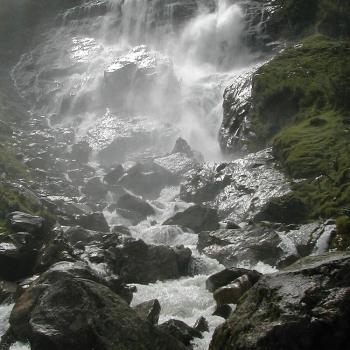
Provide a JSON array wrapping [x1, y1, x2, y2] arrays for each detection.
[[220, 0, 350, 239]]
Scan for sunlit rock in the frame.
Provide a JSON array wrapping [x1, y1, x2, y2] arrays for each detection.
[[210, 252, 350, 350], [103, 45, 180, 114], [163, 205, 220, 233]]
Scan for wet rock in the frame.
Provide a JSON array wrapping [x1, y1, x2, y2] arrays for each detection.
[[213, 274, 253, 306], [73, 212, 109, 232], [0, 232, 39, 280], [219, 69, 255, 153], [10, 263, 187, 350], [7, 212, 44, 236], [180, 173, 231, 204], [212, 304, 232, 320], [103, 164, 124, 185], [210, 252, 350, 350], [172, 137, 194, 158], [193, 317, 209, 333], [133, 299, 161, 325], [225, 221, 240, 229], [180, 149, 290, 222], [64, 226, 105, 246], [35, 231, 78, 273], [117, 193, 155, 224], [0, 280, 17, 303], [111, 239, 192, 284], [70, 141, 91, 163], [157, 319, 202, 348], [118, 162, 180, 199], [163, 205, 220, 233], [206, 267, 261, 293], [82, 177, 108, 200], [198, 224, 287, 267], [254, 193, 309, 224], [103, 46, 179, 115]]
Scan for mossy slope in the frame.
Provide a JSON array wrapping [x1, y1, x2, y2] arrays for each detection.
[[247, 7, 350, 228]]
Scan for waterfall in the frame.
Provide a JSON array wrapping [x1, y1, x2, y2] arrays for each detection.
[[12, 0, 253, 161]]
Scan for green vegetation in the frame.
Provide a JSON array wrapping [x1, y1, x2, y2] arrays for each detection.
[[249, 35, 350, 219], [272, 0, 350, 39]]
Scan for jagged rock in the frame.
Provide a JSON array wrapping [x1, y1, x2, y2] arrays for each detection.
[[213, 274, 253, 306], [206, 267, 261, 293], [64, 226, 105, 246], [104, 164, 125, 185], [7, 212, 44, 236], [198, 224, 290, 267], [253, 193, 308, 224], [103, 46, 179, 115], [70, 141, 91, 163], [163, 205, 220, 233], [118, 162, 180, 199], [225, 221, 240, 229], [73, 212, 109, 232], [157, 319, 202, 348], [193, 317, 209, 333], [117, 194, 155, 224], [212, 304, 232, 320], [82, 177, 108, 200], [0, 232, 39, 280], [110, 239, 192, 284], [35, 231, 78, 273], [180, 173, 231, 204], [172, 137, 194, 158], [210, 252, 350, 350], [9, 262, 187, 350], [219, 69, 255, 153], [0, 280, 17, 303], [133, 299, 161, 325]]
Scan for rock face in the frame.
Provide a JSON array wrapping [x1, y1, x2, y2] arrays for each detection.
[[10, 263, 187, 350], [118, 162, 180, 199], [210, 252, 350, 350], [157, 319, 202, 348], [0, 232, 40, 280], [103, 46, 179, 115], [73, 212, 110, 232], [7, 212, 45, 235], [198, 224, 287, 267], [163, 205, 220, 233]]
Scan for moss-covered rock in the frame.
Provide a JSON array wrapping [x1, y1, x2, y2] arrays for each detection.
[[233, 35, 350, 220]]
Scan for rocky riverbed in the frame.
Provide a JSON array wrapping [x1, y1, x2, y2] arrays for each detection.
[[0, 0, 349, 349]]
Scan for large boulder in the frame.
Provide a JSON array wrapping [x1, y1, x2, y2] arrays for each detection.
[[116, 194, 155, 225], [7, 212, 45, 236], [9, 263, 187, 350], [73, 212, 109, 232], [210, 252, 350, 350], [163, 205, 220, 233], [133, 299, 161, 325], [197, 224, 289, 267], [0, 232, 39, 280], [103, 46, 179, 115], [118, 162, 180, 199], [157, 319, 202, 348], [206, 267, 261, 293], [110, 239, 192, 284]]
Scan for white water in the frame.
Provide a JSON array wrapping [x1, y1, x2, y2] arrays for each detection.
[[10, 1, 268, 349], [13, 0, 256, 162]]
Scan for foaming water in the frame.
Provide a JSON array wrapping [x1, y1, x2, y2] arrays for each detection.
[[0, 303, 13, 339], [13, 0, 254, 162]]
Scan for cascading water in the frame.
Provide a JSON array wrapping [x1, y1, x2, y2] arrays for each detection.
[[6, 1, 272, 349]]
